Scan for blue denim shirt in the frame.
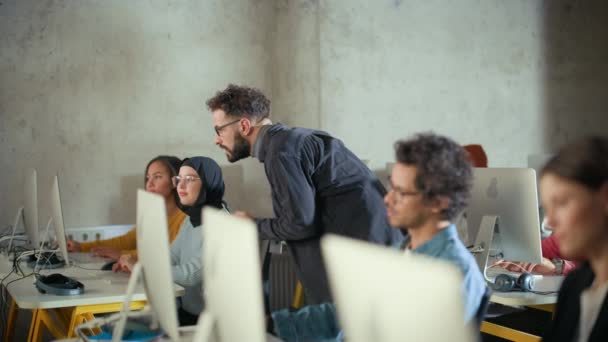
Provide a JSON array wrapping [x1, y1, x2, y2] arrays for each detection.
[[271, 225, 484, 341], [398, 224, 486, 322]]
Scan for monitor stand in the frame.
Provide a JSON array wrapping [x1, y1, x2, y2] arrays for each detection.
[[471, 215, 499, 280], [27, 217, 66, 270]]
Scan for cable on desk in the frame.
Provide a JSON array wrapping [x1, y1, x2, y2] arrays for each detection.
[[71, 262, 104, 271]]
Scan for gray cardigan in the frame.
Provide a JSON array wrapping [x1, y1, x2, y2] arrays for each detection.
[[170, 217, 203, 315]]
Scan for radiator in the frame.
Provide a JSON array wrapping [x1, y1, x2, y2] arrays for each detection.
[[268, 249, 299, 311]]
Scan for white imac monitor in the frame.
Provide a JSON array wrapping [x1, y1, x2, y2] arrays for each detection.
[[135, 189, 180, 340], [197, 207, 266, 342], [467, 168, 542, 264], [50, 175, 70, 264], [322, 234, 473, 342], [24, 168, 40, 248]]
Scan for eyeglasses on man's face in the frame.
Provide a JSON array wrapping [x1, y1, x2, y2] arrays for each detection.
[[172, 175, 201, 187], [214, 119, 241, 136], [386, 178, 421, 202]]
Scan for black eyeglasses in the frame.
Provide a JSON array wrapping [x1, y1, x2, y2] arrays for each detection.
[[214, 119, 241, 136]]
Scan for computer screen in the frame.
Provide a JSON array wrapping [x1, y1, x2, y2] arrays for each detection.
[[527, 154, 554, 235], [136, 189, 180, 340], [467, 168, 542, 264], [50, 175, 70, 264], [198, 207, 266, 342], [23, 168, 40, 248], [322, 234, 474, 342]]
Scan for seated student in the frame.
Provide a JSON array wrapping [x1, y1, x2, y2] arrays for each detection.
[[66, 155, 186, 259], [385, 133, 486, 322], [114, 156, 229, 326], [270, 133, 486, 341], [541, 136, 608, 342]]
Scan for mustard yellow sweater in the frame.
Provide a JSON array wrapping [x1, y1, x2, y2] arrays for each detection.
[[79, 209, 187, 257]]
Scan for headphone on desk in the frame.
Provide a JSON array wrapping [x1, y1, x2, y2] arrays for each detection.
[[490, 273, 534, 292]]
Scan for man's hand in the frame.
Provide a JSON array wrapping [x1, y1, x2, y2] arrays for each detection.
[[234, 211, 255, 221], [66, 240, 81, 252], [113, 254, 136, 273], [90, 246, 121, 259]]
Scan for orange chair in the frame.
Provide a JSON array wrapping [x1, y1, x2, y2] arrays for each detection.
[[463, 144, 488, 168]]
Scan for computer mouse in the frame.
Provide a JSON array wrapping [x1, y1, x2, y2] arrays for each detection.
[[101, 260, 117, 271]]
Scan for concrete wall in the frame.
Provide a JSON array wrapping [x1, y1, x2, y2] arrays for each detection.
[[318, 0, 608, 171], [1, 0, 607, 229], [0, 0, 276, 228]]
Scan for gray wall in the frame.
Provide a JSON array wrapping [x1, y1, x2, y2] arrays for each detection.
[[1, 0, 607, 229]]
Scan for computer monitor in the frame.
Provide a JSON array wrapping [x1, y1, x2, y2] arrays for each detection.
[[321, 234, 474, 342], [467, 168, 542, 264], [527, 154, 554, 235], [195, 207, 266, 342], [5, 168, 40, 253], [527, 154, 554, 202], [135, 189, 180, 340], [107, 189, 179, 342], [50, 175, 70, 265], [23, 167, 40, 248]]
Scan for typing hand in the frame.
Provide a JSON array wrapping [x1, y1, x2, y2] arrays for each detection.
[[113, 254, 135, 273], [492, 258, 556, 275], [66, 240, 81, 252], [90, 246, 121, 259], [234, 211, 255, 221]]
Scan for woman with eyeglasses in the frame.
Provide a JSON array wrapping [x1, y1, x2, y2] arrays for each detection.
[[115, 156, 229, 326], [66, 155, 187, 260], [541, 136, 608, 342]]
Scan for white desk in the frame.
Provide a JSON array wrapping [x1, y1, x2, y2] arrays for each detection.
[[490, 291, 557, 307], [1, 254, 184, 342]]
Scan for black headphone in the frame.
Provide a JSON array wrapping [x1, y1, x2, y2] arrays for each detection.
[[490, 273, 534, 292], [35, 273, 85, 296]]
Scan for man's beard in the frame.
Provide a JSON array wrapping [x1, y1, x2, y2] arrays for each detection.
[[225, 133, 251, 163]]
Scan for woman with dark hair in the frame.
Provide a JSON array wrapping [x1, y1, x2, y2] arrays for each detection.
[[115, 156, 228, 326], [541, 136, 608, 342], [66, 155, 187, 259]]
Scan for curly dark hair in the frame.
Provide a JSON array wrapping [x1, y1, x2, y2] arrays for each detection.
[[541, 136, 608, 190], [394, 132, 473, 221], [205, 84, 271, 120]]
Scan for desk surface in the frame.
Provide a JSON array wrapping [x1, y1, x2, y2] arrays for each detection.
[[490, 291, 557, 306], [1, 254, 184, 309]]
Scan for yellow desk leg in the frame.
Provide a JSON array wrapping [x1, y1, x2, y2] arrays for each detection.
[[27, 309, 68, 342], [292, 282, 304, 309], [27, 309, 39, 342], [481, 321, 542, 342], [38, 310, 67, 340], [66, 301, 147, 337], [4, 298, 17, 342]]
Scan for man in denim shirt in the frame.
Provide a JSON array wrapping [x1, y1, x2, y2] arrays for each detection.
[[386, 133, 486, 323], [270, 133, 486, 341]]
